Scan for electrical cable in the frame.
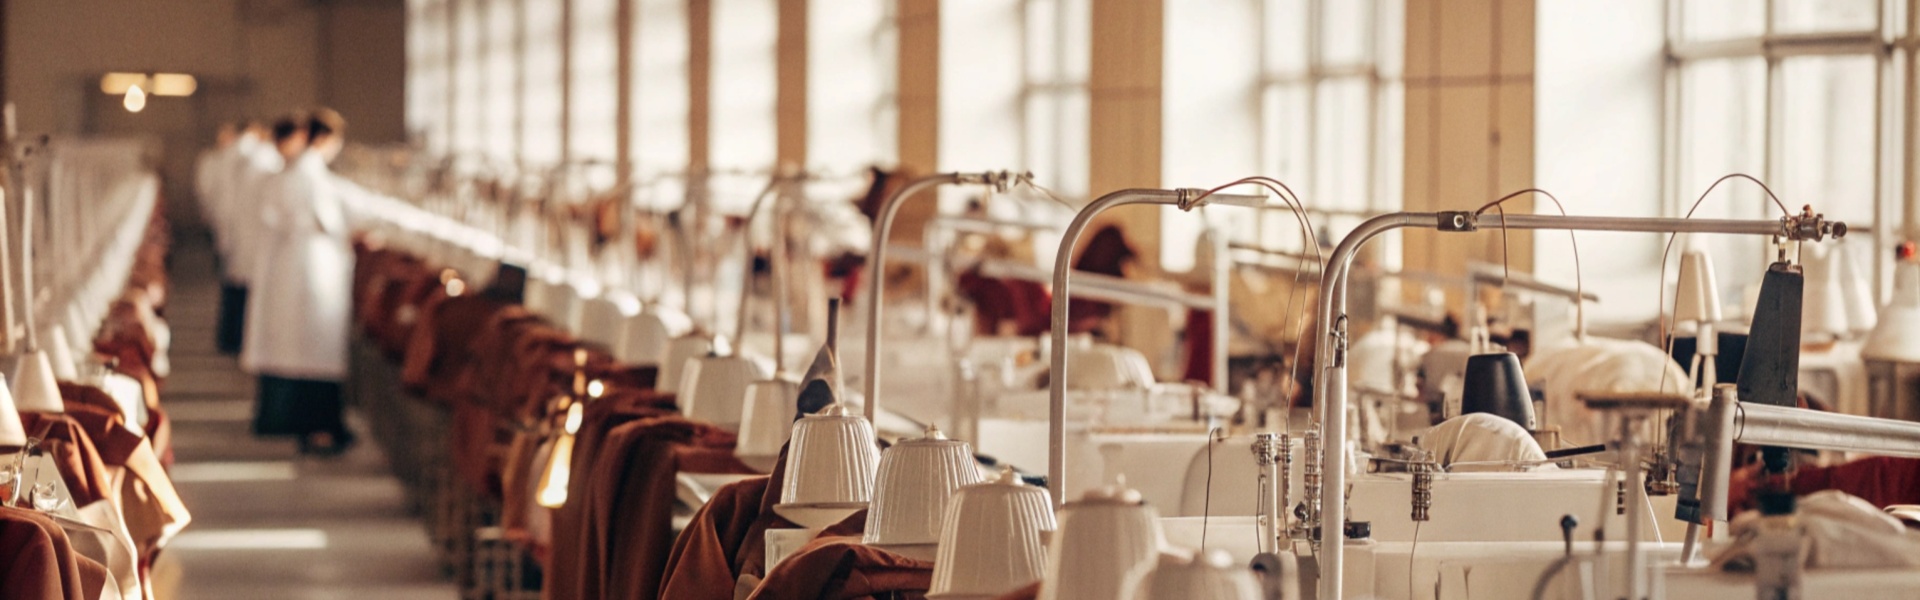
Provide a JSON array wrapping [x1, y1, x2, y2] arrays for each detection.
[[1202, 426, 1220, 551], [1471, 188, 1586, 339], [1653, 173, 1794, 396]]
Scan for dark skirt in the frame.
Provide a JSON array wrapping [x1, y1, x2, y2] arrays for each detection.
[[217, 282, 248, 355], [253, 375, 345, 437]]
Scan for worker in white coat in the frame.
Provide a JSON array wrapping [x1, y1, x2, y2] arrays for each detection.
[[212, 119, 281, 355], [242, 109, 356, 455]]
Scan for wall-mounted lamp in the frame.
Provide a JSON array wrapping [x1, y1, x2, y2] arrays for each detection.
[[100, 72, 197, 113]]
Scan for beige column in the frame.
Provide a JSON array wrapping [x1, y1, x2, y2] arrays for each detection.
[[892, 0, 941, 245], [1087, 0, 1163, 268], [776, 0, 807, 168], [688, 0, 710, 172], [1403, 0, 1535, 310]]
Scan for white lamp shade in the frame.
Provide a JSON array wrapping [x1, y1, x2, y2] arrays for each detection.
[[929, 467, 1058, 599], [1067, 336, 1157, 390], [1122, 550, 1263, 600], [1863, 260, 1920, 362], [1039, 485, 1164, 600], [43, 324, 78, 381], [1838, 242, 1879, 333], [677, 354, 767, 430], [620, 308, 692, 365], [577, 295, 633, 350], [1801, 243, 1852, 340], [736, 377, 800, 463], [775, 403, 880, 527], [1674, 250, 1722, 325], [863, 427, 984, 546], [12, 349, 64, 413], [0, 374, 24, 446], [656, 334, 712, 393]]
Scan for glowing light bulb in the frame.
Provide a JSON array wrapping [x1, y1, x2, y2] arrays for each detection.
[[123, 84, 147, 113], [536, 432, 576, 508], [586, 379, 606, 399]]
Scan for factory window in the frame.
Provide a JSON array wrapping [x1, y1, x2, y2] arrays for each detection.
[[483, 0, 519, 167], [406, 0, 452, 157], [807, 0, 898, 175], [1161, 0, 1403, 273], [1020, 0, 1091, 197], [571, 0, 622, 170], [450, 0, 487, 159], [633, 0, 691, 195], [709, 0, 780, 211], [522, 0, 567, 167], [1665, 0, 1904, 310]]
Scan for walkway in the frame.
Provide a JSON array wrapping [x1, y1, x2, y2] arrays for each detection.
[[154, 236, 457, 599]]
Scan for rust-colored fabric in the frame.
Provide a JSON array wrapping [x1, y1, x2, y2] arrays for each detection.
[[659, 446, 794, 600], [0, 505, 86, 600], [573, 417, 755, 600], [399, 293, 513, 403], [544, 391, 680, 600], [16, 414, 114, 508], [1067, 226, 1135, 333], [745, 511, 934, 600], [1731, 456, 1920, 510]]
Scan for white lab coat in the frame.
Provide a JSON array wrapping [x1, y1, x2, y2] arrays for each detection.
[[240, 151, 353, 380], [222, 141, 284, 283]]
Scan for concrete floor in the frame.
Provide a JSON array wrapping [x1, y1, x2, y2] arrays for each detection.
[[156, 237, 458, 599]]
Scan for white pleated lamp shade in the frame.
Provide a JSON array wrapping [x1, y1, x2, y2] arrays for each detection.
[[656, 334, 713, 393], [1122, 550, 1263, 600], [1863, 259, 1920, 362], [0, 375, 23, 447], [929, 466, 1058, 599], [1674, 250, 1722, 325], [774, 402, 881, 528], [1039, 484, 1164, 600], [864, 426, 985, 547], [1800, 243, 1852, 341], [12, 349, 64, 413], [677, 353, 767, 430], [735, 376, 800, 466]]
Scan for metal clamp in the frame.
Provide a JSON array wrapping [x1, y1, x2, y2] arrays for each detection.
[[1437, 211, 1477, 232]]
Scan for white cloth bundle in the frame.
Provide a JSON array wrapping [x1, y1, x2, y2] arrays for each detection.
[[1418, 413, 1553, 472], [1525, 338, 1691, 446], [1712, 490, 1920, 570]]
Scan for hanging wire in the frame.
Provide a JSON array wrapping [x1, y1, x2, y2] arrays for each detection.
[[1471, 188, 1587, 339], [1653, 173, 1795, 396], [1188, 177, 1323, 434]]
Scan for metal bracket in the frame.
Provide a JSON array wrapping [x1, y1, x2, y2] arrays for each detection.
[[1437, 211, 1477, 232], [1330, 315, 1350, 369]]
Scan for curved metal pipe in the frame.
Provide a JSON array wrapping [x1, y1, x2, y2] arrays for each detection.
[[862, 172, 966, 422], [1310, 209, 1842, 600], [1048, 189, 1181, 507]]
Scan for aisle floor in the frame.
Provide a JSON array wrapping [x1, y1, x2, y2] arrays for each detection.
[[157, 237, 457, 599]]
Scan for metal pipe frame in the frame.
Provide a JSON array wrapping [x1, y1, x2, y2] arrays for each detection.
[[862, 171, 1023, 422], [1310, 210, 1842, 600], [976, 259, 1215, 311], [1046, 188, 1266, 509]]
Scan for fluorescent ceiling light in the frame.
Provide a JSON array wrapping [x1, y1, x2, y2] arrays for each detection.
[[170, 528, 329, 551], [100, 72, 198, 97]]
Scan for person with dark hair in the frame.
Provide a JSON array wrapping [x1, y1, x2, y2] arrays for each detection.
[[197, 118, 278, 354], [242, 108, 357, 455]]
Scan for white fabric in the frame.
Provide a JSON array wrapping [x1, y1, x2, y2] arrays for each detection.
[[221, 140, 285, 283], [240, 152, 353, 380], [1524, 338, 1690, 446], [1417, 413, 1552, 472], [1712, 490, 1920, 570]]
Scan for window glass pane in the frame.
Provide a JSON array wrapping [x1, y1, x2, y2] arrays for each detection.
[[407, 0, 451, 155], [572, 0, 621, 164], [634, 0, 690, 176], [1319, 0, 1371, 66], [710, 0, 778, 181], [1262, 84, 1311, 193], [1677, 58, 1767, 303], [1778, 55, 1876, 224], [485, 0, 519, 165], [1263, 0, 1308, 75], [808, 0, 893, 171], [1681, 0, 1766, 41], [523, 0, 566, 166], [452, 1, 486, 157], [1773, 0, 1879, 33], [1024, 0, 1059, 82], [1313, 77, 1371, 211]]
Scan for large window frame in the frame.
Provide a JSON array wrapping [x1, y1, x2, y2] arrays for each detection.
[[1018, 0, 1090, 197], [1664, 0, 1912, 308]]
